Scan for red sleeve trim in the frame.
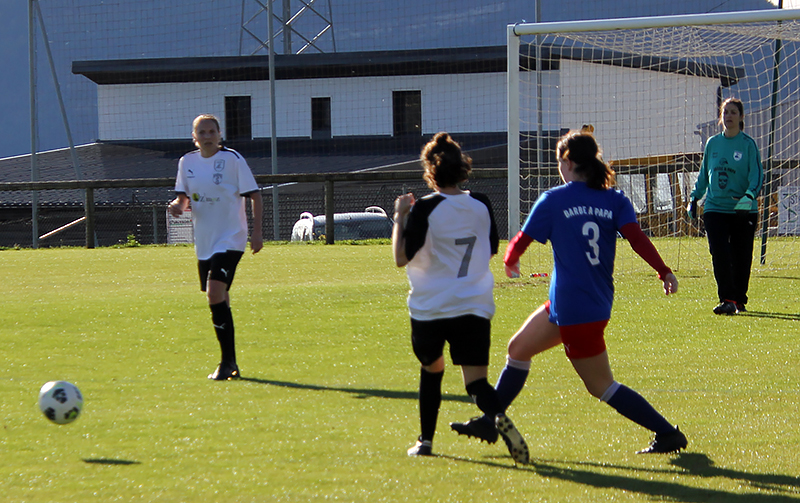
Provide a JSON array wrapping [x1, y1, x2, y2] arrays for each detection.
[[618, 222, 672, 280], [504, 231, 534, 267]]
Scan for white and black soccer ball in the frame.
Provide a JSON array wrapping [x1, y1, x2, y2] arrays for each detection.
[[38, 381, 83, 425]]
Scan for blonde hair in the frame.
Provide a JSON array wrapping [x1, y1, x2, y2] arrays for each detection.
[[192, 114, 221, 133]]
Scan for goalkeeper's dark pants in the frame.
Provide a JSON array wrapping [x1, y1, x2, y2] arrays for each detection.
[[703, 211, 758, 306]]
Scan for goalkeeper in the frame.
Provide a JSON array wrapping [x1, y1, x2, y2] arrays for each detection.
[[688, 98, 763, 315]]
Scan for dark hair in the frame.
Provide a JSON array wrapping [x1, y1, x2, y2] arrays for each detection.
[[719, 97, 745, 131], [556, 131, 615, 190], [420, 132, 472, 190]]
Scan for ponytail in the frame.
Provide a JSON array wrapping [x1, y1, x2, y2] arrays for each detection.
[[557, 131, 615, 190]]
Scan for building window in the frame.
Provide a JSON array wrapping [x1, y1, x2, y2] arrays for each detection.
[[225, 96, 252, 141], [311, 97, 332, 139], [392, 90, 422, 136]]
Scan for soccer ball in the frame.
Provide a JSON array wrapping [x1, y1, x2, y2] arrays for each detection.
[[38, 381, 83, 425]]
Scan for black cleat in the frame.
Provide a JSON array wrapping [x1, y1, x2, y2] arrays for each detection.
[[450, 415, 498, 444], [735, 302, 747, 313], [713, 301, 737, 315], [407, 436, 433, 456], [637, 427, 688, 454], [208, 361, 241, 381], [495, 413, 530, 464]]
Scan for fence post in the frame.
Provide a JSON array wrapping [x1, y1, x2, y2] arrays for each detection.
[[325, 179, 334, 244], [152, 205, 158, 244], [85, 188, 95, 249]]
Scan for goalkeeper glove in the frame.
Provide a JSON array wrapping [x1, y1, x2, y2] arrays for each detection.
[[687, 199, 698, 220], [734, 193, 755, 214]]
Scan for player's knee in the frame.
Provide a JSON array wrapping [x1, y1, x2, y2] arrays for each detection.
[[422, 357, 445, 374], [206, 280, 228, 305]]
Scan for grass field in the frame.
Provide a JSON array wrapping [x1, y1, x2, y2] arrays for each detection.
[[1, 240, 799, 502]]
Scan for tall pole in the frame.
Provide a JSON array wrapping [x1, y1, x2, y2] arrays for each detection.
[[507, 27, 520, 238], [761, 0, 783, 264], [283, 0, 292, 54], [535, 0, 544, 216], [28, 0, 39, 248], [33, 1, 81, 180], [268, 0, 280, 240]]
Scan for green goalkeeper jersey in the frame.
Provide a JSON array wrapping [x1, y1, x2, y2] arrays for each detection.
[[691, 131, 763, 214]]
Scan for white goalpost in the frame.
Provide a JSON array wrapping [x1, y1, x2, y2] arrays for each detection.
[[508, 8, 800, 272]]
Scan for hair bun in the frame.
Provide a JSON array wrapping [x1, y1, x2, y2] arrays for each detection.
[[435, 132, 451, 146]]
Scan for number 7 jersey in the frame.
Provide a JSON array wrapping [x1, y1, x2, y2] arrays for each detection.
[[522, 181, 637, 326], [403, 191, 499, 321]]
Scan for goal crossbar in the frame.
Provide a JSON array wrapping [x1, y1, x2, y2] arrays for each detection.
[[510, 8, 800, 36]]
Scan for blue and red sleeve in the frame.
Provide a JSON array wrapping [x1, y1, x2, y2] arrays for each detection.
[[503, 231, 534, 267]]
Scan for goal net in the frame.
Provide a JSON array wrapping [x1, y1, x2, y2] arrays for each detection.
[[508, 9, 800, 274]]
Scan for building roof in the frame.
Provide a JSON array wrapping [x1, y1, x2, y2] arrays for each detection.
[[73, 46, 509, 85], [74, 43, 744, 86]]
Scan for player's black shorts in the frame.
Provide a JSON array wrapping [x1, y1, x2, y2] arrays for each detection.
[[410, 314, 491, 367], [198, 250, 244, 292]]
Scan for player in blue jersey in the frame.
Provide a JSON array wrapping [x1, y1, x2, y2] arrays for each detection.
[[451, 130, 687, 454], [169, 114, 263, 381], [689, 98, 763, 315], [393, 132, 528, 463]]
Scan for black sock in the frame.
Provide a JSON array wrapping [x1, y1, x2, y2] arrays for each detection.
[[209, 301, 236, 364], [465, 377, 503, 418], [419, 368, 444, 442]]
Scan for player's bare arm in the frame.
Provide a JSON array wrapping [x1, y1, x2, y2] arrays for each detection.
[[392, 193, 415, 267], [248, 191, 264, 254], [168, 193, 190, 217]]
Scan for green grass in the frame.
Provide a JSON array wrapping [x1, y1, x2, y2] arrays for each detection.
[[1, 241, 799, 502]]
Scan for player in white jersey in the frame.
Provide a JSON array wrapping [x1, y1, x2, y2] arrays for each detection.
[[393, 132, 528, 464], [169, 114, 263, 381]]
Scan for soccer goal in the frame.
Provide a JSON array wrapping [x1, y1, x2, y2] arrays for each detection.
[[508, 9, 800, 272]]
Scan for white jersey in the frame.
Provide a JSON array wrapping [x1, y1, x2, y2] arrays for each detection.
[[174, 147, 259, 260], [403, 191, 499, 321]]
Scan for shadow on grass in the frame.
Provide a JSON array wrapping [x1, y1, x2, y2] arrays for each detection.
[[240, 377, 472, 403], [440, 452, 800, 501], [737, 311, 800, 320], [83, 458, 141, 465]]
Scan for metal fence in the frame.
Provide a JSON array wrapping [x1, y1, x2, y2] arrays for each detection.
[[0, 170, 508, 248]]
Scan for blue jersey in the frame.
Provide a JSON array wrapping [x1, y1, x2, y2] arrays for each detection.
[[521, 181, 637, 326]]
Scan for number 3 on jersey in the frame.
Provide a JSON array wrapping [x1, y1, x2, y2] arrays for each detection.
[[582, 222, 601, 266]]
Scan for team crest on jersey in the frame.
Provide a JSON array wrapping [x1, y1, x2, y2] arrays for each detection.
[[733, 151, 743, 161], [214, 159, 225, 172], [213, 173, 223, 185]]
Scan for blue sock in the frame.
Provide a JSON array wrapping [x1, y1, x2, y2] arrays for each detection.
[[603, 382, 674, 435], [495, 357, 531, 411]]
